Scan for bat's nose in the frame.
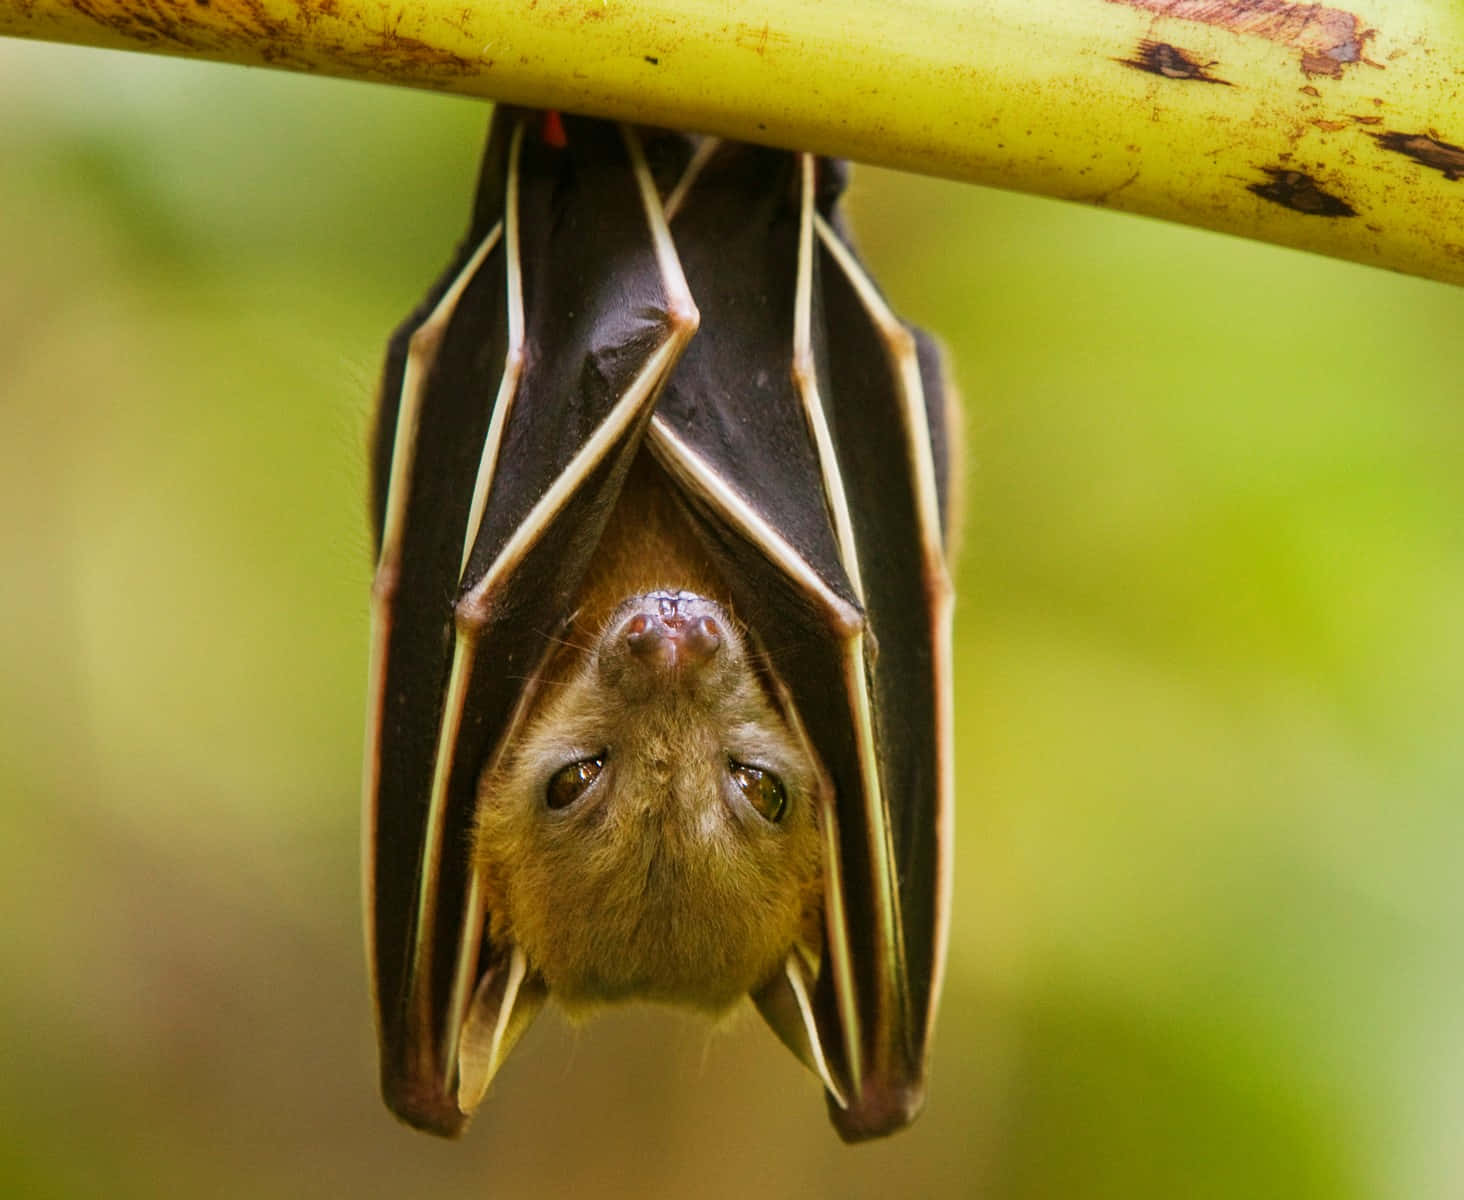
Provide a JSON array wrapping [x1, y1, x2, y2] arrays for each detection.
[[621, 591, 723, 675]]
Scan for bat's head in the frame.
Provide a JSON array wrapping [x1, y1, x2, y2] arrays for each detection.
[[473, 588, 823, 1014]]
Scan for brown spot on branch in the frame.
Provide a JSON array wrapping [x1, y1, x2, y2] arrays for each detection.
[[61, 0, 478, 78], [1248, 167, 1356, 216], [1117, 39, 1231, 83], [1106, 0, 1374, 78], [1373, 131, 1464, 182]]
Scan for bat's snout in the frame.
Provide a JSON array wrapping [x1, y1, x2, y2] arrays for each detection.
[[617, 590, 725, 678]]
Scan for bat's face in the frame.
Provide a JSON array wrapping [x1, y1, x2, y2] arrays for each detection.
[[473, 586, 824, 1016]]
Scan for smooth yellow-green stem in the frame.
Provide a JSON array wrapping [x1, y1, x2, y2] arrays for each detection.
[[2, 0, 1462, 284]]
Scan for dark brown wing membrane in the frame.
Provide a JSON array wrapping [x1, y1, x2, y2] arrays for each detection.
[[365, 109, 695, 1136], [811, 206, 954, 1138], [367, 124, 514, 1133], [651, 143, 860, 603]]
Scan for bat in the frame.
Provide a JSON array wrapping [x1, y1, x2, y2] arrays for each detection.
[[364, 107, 959, 1143]]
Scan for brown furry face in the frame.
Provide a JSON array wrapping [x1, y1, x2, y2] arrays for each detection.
[[473, 590, 824, 1015]]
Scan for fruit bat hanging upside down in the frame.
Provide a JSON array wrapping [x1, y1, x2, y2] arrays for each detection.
[[363, 107, 960, 1143]]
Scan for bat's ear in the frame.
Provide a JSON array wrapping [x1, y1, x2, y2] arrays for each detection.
[[456, 946, 548, 1114], [751, 952, 849, 1111]]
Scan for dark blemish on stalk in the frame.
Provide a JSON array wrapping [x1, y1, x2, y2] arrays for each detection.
[[64, 0, 477, 75], [1373, 131, 1464, 182], [643, 55, 659, 65], [1248, 168, 1357, 216], [1106, 0, 1374, 78], [1118, 40, 1230, 84]]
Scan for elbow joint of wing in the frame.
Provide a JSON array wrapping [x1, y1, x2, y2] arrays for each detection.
[[454, 588, 492, 634], [829, 602, 867, 642], [503, 344, 526, 374], [790, 349, 816, 390], [667, 295, 700, 340], [406, 323, 446, 364]]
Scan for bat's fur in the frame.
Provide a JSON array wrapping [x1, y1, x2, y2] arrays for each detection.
[[473, 454, 825, 1016]]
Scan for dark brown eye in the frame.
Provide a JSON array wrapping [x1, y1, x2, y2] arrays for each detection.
[[546, 754, 605, 809], [729, 760, 787, 823]]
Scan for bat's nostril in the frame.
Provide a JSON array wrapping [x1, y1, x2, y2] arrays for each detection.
[[625, 617, 664, 660], [683, 616, 721, 663]]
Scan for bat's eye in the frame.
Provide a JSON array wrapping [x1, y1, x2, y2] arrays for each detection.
[[729, 761, 787, 824], [546, 754, 605, 810]]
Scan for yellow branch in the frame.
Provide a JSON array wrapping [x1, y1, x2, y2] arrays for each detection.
[[2, 0, 1462, 284]]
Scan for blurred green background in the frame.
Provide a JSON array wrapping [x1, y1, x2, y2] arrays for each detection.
[[2, 40, 1462, 1200]]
